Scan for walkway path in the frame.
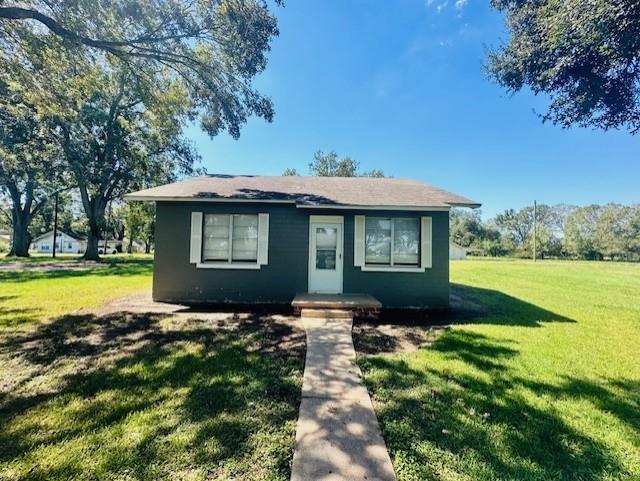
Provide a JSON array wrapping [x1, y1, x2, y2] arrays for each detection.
[[290, 314, 397, 481]]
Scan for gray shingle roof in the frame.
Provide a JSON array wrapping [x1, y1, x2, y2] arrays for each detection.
[[125, 175, 480, 209]]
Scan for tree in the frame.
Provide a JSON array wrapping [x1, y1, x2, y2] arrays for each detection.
[[0, 74, 66, 256], [494, 204, 566, 258], [564, 205, 602, 260], [450, 208, 487, 248], [54, 64, 198, 260], [2, 0, 281, 260], [310, 151, 359, 177], [0, 0, 279, 139], [488, 0, 640, 133], [494, 208, 532, 247], [284, 150, 385, 177], [125, 202, 155, 253]]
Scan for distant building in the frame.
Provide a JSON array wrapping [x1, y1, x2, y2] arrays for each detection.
[[449, 242, 468, 260], [31, 230, 86, 254]]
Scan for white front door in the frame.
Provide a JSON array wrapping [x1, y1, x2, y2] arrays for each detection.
[[308, 218, 343, 293]]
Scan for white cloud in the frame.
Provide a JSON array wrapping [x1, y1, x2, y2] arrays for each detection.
[[455, 0, 468, 10], [426, 0, 436, 6], [436, 0, 448, 13]]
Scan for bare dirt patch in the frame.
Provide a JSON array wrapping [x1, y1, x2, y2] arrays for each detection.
[[353, 321, 448, 354], [353, 284, 489, 355]]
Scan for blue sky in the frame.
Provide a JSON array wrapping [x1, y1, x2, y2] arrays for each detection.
[[186, 0, 639, 219]]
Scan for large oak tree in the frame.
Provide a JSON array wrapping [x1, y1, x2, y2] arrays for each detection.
[[0, 71, 66, 256], [1, 0, 280, 259]]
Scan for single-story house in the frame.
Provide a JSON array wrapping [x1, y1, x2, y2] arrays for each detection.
[[449, 242, 469, 260], [125, 175, 480, 309], [31, 230, 86, 254]]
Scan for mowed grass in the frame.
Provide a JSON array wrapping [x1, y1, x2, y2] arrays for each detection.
[[0, 254, 153, 330], [359, 259, 640, 481], [0, 256, 304, 481]]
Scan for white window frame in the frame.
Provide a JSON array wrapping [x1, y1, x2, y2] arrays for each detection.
[[355, 215, 432, 272], [364, 217, 420, 269], [191, 212, 268, 270], [199, 214, 259, 269]]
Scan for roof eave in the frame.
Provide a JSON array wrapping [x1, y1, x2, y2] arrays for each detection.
[[123, 194, 461, 211], [447, 202, 482, 209]]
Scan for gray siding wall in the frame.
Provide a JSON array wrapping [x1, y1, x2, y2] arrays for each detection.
[[153, 202, 450, 308]]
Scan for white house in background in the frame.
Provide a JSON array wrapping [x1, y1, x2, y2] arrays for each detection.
[[31, 230, 86, 254], [449, 242, 469, 260]]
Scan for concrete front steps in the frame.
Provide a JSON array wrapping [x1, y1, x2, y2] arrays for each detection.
[[292, 293, 382, 318], [300, 308, 353, 319]]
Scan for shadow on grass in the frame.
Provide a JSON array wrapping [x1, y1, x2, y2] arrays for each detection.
[[354, 284, 575, 355], [358, 323, 636, 480], [0, 310, 305, 481]]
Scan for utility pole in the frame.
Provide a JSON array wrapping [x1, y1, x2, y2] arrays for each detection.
[[103, 201, 112, 255], [52, 192, 59, 258], [533, 200, 537, 262]]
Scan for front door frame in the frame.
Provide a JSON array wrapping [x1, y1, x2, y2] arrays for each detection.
[[308, 215, 344, 294]]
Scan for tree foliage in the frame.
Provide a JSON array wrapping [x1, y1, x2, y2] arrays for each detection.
[[125, 201, 156, 253], [1, 0, 280, 259], [53, 62, 198, 259], [284, 150, 385, 177], [0, 0, 279, 138], [0, 70, 67, 256], [488, 0, 640, 133], [456, 203, 640, 261]]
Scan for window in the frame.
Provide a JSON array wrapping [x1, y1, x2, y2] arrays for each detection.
[[202, 214, 258, 263], [315, 226, 338, 270], [365, 217, 419, 266]]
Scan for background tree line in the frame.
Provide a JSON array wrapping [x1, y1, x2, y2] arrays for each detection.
[[451, 204, 640, 261]]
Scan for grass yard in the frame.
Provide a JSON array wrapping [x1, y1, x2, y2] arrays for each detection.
[[358, 259, 640, 481], [0, 254, 153, 330], [0, 256, 305, 481]]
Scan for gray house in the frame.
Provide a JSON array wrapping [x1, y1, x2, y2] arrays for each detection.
[[126, 175, 479, 310]]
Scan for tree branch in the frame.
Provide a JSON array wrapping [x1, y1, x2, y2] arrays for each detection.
[[0, 7, 204, 51]]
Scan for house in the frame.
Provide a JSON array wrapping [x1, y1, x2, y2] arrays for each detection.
[[31, 230, 86, 254], [125, 175, 480, 309], [449, 242, 469, 260]]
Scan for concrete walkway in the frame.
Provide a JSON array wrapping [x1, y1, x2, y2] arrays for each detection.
[[290, 315, 397, 481]]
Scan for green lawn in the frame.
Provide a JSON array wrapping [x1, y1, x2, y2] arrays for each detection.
[[359, 259, 640, 481], [0, 254, 153, 330], [0, 256, 304, 481]]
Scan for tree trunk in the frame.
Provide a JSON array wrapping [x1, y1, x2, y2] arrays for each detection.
[[7, 219, 30, 257], [76, 180, 107, 262], [82, 204, 106, 261], [6, 181, 36, 257], [127, 236, 133, 254], [144, 238, 151, 254], [84, 228, 100, 261]]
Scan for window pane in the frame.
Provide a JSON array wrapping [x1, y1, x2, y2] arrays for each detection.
[[393, 218, 419, 265], [316, 227, 337, 270], [232, 215, 258, 261], [316, 227, 337, 249], [203, 214, 230, 261], [365, 218, 391, 265]]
